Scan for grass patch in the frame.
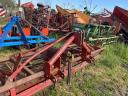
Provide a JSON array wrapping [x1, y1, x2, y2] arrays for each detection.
[[0, 47, 27, 61], [0, 47, 18, 57], [35, 43, 128, 96], [49, 32, 65, 48]]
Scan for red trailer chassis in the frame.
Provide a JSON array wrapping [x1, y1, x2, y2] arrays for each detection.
[[0, 32, 103, 96]]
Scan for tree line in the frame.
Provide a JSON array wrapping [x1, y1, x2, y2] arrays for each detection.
[[0, 0, 16, 9]]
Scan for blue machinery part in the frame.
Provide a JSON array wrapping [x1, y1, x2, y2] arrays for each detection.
[[0, 16, 55, 47]]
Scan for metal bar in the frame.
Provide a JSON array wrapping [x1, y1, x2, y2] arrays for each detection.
[[67, 55, 74, 85], [48, 35, 75, 66], [10, 88, 16, 96], [21, 43, 50, 56], [91, 48, 104, 57], [49, 28, 69, 32], [23, 66, 34, 75], [0, 39, 55, 47], [16, 21, 28, 44], [82, 42, 91, 54], [3, 36, 54, 41], [0, 71, 44, 93], [89, 36, 119, 41], [0, 16, 19, 42]]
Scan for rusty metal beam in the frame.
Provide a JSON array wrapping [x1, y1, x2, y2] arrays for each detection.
[[0, 71, 44, 93]]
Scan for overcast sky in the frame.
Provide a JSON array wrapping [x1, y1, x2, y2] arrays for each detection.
[[20, 0, 128, 12]]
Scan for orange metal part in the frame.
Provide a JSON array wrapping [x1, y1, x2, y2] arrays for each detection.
[[56, 5, 91, 24], [23, 27, 30, 36], [41, 28, 49, 36]]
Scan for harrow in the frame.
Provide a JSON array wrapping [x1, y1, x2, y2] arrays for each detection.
[[0, 31, 103, 96]]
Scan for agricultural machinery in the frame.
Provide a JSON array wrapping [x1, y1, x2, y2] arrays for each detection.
[[0, 3, 126, 96], [0, 16, 55, 47], [0, 31, 103, 96], [55, 5, 119, 45], [112, 6, 128, 43], [73, 23, 119, 45], [21, 4, 120, 46]]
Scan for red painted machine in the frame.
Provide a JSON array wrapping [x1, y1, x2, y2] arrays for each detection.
[[0, 31, 103, 96], [112, 6, 128, 42], [113, 6, 128, 31], [21, 2, 34, 9]]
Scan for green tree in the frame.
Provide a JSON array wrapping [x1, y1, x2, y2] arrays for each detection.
[[0, 0, 16, 9]]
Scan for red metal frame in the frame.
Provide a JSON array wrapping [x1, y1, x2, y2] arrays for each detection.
[[0, 33, 103, 96]]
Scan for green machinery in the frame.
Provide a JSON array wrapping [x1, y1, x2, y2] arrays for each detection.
[[73, 23, 119, 45]]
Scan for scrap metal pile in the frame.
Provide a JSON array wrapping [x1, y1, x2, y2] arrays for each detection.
[[0, 2, 127, 96]]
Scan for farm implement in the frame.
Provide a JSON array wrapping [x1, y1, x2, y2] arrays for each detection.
[[0, 16, 55, 47], [20, 4, 120, 46], [0, 31, 103, 96], [55, 5, 119, 45], [73, 23, 119, 45]]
